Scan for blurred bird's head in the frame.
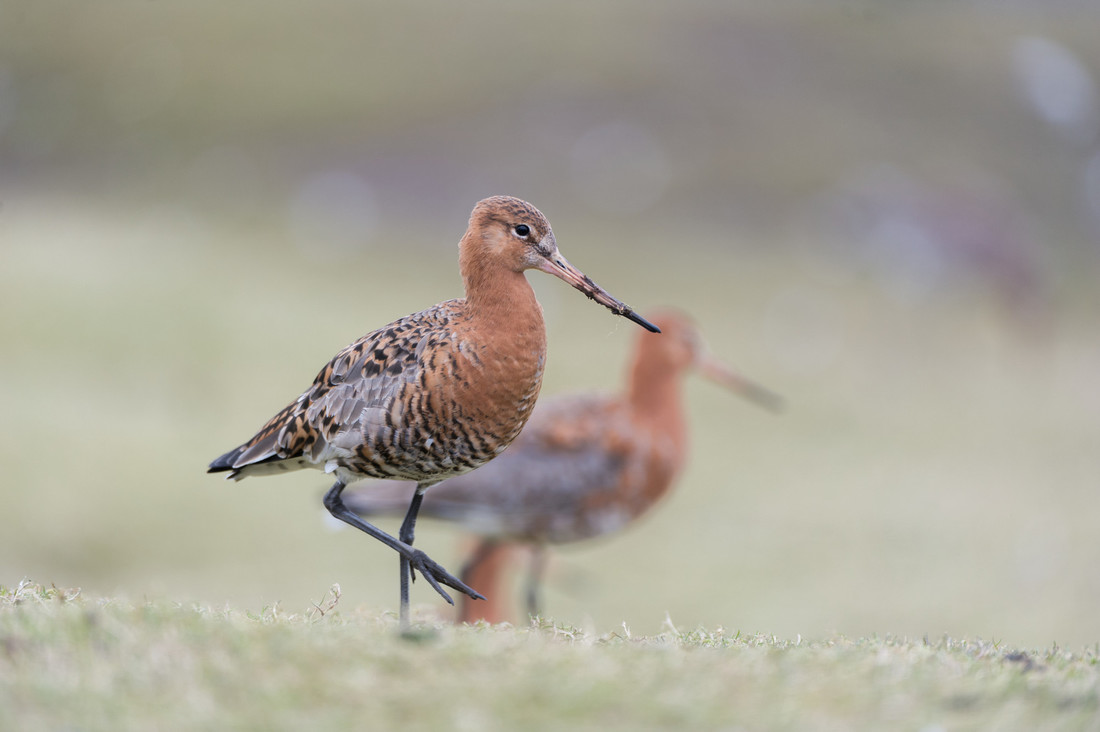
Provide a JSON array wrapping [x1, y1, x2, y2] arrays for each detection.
[[635, 309, 784, 413]]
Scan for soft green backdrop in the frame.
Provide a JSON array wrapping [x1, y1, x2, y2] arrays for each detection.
[[3, 1, 1099, 649]]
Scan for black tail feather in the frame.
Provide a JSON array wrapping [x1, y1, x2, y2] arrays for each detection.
[[208, 448, 291, 474], [207, 448, 243, 473]]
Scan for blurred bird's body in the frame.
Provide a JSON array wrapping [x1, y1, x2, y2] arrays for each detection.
[[207, 196, 658, 627], [345, 310, 781, 623]]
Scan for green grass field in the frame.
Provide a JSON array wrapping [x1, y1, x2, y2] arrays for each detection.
[[2, 582, 1097, 731]]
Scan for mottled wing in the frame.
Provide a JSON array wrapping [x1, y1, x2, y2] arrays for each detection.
[[208, 302, 461, 480], [344, 394, 636, 542]]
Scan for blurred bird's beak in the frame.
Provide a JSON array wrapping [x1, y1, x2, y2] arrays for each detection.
[[535, 246, 660, 333], [697, 351, 784, 413]]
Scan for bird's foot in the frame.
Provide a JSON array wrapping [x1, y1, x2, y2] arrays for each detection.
[[407, 549, 486, 605]]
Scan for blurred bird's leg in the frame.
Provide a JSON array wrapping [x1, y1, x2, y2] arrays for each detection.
[[458, 537, 501, 623], [525, 545, 548, 619], [323, 481, 482, 631]]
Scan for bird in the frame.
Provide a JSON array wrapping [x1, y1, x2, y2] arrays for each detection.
[[343, 309, 781, 623], [207, 195, 659, 628]]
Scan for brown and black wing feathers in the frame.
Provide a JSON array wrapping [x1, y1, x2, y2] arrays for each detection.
[[208, 303, 460, 481]]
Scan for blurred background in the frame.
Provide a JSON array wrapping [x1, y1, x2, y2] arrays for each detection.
[[2, 1, 1099, 649]]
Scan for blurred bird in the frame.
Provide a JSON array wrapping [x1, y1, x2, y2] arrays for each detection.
[[208, 195, 659, 627], [344, 309, 781, 623]]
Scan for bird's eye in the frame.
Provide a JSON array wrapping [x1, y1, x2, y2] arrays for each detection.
[[513, 224, 531, 238]]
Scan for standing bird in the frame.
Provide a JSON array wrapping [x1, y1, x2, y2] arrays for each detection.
[[344, 310, 781, 623], [208, 196, 658, 627]]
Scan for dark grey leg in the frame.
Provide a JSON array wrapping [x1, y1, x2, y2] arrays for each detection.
[[397, 487, 427, 628], [322, 481, 483, 629]]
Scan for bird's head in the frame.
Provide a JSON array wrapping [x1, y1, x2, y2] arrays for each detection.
[[463, 196, 660, 333]]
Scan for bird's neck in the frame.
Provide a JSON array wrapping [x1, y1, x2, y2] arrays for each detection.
[[456, 245, 548, 453], [627, 354, 687, 450], [460, 244, 544, 336]]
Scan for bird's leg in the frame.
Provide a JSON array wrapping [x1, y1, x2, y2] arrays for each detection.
[[323, 481, 483, 629], [460, 537, 500, 581], [525, 544, 547, 619], [458, 537, 499, 623], [396, 485, 428, 629]]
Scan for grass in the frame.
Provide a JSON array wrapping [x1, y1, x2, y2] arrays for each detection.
[[2, 581, 1098, 731]]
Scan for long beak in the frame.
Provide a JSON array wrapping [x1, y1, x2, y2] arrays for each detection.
[[697, 351, 784, 413], [535, 250, 660, 333]]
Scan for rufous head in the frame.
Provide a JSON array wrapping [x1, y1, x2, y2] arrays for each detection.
[[638, 309, 784, 413], [464, 196, 660, 333]]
